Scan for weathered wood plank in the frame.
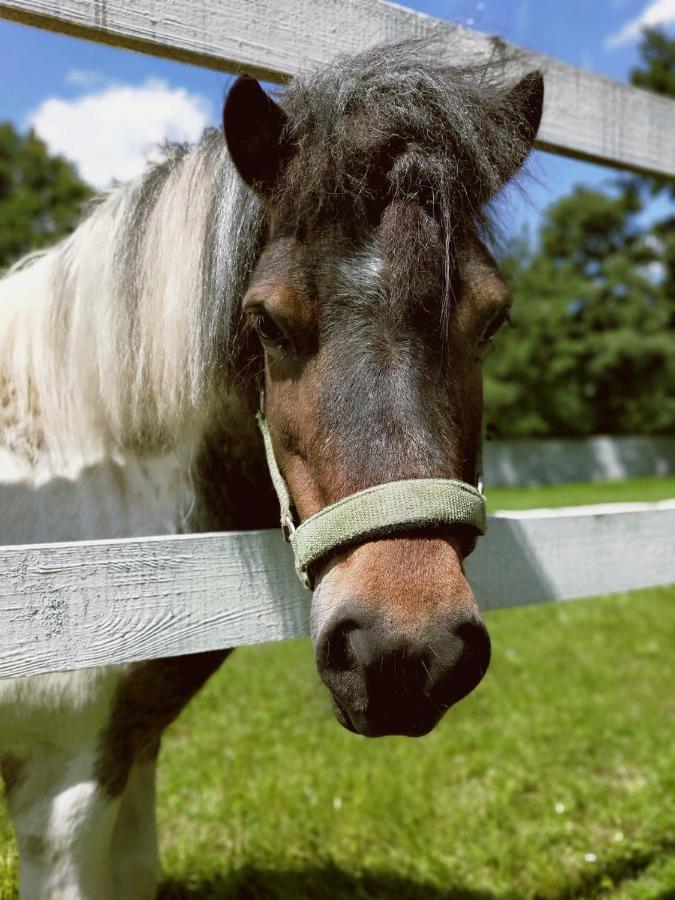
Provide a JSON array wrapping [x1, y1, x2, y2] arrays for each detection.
[[0, 0, 673, 179], [0, 530, 310, 681], [1, 504, 673, 680], [468, 502, 675, 610]]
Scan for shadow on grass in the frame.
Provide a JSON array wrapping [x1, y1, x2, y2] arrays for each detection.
[[158, 863, 495, 899], [553, 841, 675, 900], [158, 841, 675, 899]]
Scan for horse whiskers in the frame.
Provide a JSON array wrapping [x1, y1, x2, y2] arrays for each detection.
[[420, 658, 432, 683], [426, 641, 441, 660]]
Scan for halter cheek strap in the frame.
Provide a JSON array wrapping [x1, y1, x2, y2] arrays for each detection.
[[257, 410, 487, 590]]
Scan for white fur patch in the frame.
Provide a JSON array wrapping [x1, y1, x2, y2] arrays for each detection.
[[7, 744, 119, 899], [337, 243, 384, 298]]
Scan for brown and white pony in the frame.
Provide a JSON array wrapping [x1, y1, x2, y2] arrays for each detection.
[[0, 42, 542, 899]]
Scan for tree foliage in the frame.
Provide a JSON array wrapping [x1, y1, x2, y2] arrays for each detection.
[[484, 28, 675, 438], [629, 27, 675, 97], [0, 123, 91, 270], [484, 188, 674, 437]]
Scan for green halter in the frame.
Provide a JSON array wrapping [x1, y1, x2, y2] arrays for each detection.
[[257, 409, 487, 590]]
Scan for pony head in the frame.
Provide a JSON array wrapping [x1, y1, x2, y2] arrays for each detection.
[[223, 44, 543, 736]]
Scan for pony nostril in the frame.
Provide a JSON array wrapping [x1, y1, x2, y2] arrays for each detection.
[[430, 619, 491, 708], [316, 603, 380, 675], [322, 619, 360, 673], [457, 621, 491, 679]]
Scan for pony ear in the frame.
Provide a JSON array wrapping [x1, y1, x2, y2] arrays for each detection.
[[506, 71, 544, 169], [223, 77, 291, 192]]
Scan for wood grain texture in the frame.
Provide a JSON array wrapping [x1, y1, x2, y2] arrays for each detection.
[[467, 502, 675, 611], [1, 506, 673, 680], [0, 0, 673, 178]]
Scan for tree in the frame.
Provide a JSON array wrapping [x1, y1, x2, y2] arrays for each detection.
[[0, 122, 92, 270], [628, 25, 675, 305], [483, 27, 675, 439], [630, 27, 675, 98], [484, 182, 674, 438]]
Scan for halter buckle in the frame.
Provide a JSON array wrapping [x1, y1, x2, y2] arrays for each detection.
[[281, 514, 296, 542]]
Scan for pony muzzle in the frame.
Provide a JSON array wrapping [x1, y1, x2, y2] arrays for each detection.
[[257, 409, 490, 735], [311, 538, 491, 737]]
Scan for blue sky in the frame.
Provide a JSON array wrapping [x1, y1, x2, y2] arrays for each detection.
[[0, 0, 673, 235]]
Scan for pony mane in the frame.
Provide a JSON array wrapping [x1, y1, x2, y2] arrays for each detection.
[[0, 130, 262, 462]]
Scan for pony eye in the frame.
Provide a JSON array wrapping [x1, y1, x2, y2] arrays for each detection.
[[251, 310, 288, 349], [479, 308, 511, 352]]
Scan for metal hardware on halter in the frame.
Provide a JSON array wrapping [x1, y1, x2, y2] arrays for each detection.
[[256, 400, 487, 591], [281, 514, 295, 542]]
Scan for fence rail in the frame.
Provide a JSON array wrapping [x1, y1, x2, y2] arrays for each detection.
[[2, 503, 674, 680], [1, 0, 674, 178]]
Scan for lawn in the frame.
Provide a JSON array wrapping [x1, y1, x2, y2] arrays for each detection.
[[1, 587, 673, 899], [486, 475, 675, 512]]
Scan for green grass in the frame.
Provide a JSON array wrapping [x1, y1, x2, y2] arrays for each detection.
[[486, 475, 675, 512], [2, 587, 674, 899]]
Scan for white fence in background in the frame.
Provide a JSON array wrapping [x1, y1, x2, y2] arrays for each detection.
[[485, 436, 675, 487], [0, 0, 674, 680]]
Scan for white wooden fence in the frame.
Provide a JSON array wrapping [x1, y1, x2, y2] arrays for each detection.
[[0, 0, 674, 680], [2, 503, 674, 680], [484, 436, 675, 486]]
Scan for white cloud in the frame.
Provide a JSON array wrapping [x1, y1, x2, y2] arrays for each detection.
[[28, 78, 213, 188], [605, 0, 675, 48], [64, 69, 107, 88]]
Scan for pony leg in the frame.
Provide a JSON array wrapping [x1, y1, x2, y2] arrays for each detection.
[[110, 746, 159, 900], [3, 743, 119, 900]]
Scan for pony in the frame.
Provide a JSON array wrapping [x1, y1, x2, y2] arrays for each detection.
[[0, 40, 543, 899]]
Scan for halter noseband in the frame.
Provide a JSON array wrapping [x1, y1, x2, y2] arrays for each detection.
[[257, 407, 487, 590]]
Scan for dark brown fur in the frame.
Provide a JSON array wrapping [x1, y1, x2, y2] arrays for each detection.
[[96, 652, 230, 797]]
